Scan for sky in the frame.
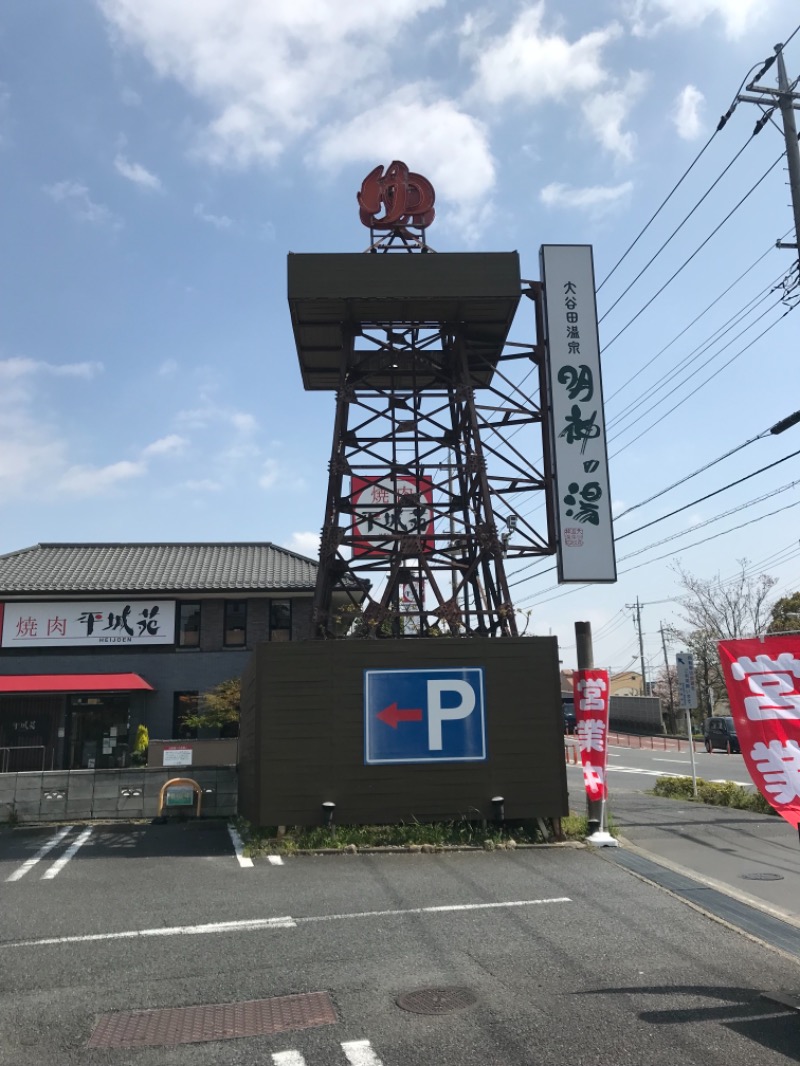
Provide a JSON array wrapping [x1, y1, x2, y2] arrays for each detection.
[[1, 0, 800, 674]]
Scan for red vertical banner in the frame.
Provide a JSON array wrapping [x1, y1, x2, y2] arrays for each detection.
[[718, 636, 800, 830], [573, 668, 610, 801]]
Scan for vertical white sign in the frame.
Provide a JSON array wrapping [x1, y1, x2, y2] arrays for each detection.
[[541, 245, 616, 583], [675, 652, 698, 710]]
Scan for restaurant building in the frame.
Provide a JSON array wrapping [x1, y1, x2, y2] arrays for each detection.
[[0, 542, 326, 772]]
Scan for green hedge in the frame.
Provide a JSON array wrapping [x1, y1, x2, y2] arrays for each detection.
[[652, 775, 774, 814]]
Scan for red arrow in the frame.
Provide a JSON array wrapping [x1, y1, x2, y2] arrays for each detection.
[[377, 702, 423, 729]]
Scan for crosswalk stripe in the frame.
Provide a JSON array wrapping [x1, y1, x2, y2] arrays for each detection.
[[41, 826, 93, 879], [5, 825, 73, 882], [272, 1051, 307, 1065], [342, 1040, 384, 1065]]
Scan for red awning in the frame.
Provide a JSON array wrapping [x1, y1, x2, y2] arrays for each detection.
[[0, 673, 154, 695]]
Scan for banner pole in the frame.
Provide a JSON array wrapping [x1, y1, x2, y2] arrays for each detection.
[[575, 621, 601, 836]]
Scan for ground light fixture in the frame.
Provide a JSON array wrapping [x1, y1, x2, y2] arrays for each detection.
[[322, 801, 336, 832], [491, 796, 505, 824]]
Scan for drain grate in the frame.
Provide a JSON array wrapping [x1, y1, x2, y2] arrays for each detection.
[[396, 987, 477, 1015], [88, 991, 337, 1049], [741, 872, 784, 881]]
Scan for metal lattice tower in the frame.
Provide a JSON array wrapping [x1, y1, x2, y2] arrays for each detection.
[[288, 165, 556, 638]]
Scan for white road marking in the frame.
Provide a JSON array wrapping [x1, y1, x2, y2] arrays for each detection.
[[267, 855, 284, 866], [272, 1052, 307, 1066], [227, 825, 254, 868], [41, 826, 93, 880], [297, 898, 571, 925], [343, 1039, 384, 1065], [9, 916, 297, 948], [653, 758, 694, 764], [5, 825, 73, 882], [1, 897, 571, 949]]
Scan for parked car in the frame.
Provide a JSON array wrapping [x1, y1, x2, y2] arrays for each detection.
[[563, 697, 576, 735], [702, 715, 740, 754]]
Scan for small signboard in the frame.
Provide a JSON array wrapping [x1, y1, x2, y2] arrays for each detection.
[[165, 786, 195, 807], [163, 745, 193, 767], [364, 667, 486, 765]]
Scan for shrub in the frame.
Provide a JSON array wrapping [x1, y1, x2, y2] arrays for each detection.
[[652, 775, 775, 815]]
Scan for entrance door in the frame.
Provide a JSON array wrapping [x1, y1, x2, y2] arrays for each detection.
[[67, 696, 131, 769]]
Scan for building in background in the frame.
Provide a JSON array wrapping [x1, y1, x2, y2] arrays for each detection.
[[0, 543, 339, 772]]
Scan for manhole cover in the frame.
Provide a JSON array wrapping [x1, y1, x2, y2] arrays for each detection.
[[396, 987, 477, 1015], [741, 872, 784, 881]]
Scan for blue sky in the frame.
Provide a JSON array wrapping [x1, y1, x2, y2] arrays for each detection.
[[1, 0, 799, 673]]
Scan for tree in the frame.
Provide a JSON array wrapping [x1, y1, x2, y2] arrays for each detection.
[[673, 559, 777, 640], [180, 677, 240, 732], [768, 591, 800, 633], [650, 664, 678, 732], [669, 560, 778, 722]]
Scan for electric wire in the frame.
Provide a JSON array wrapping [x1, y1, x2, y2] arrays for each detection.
[[600, 150, 787, 354], [598, 134, 758, 322]]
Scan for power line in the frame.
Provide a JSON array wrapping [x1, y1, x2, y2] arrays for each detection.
[[616, 407, 800, 519], [601, 150, 787, 354], [604, 235, 789, 405], [608, 302, 793, 453], [616, 443, 800, 541], [598, 134, 758, 323]]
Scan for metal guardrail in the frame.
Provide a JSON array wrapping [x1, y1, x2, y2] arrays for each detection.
[[0, 745, 48, 773], [607, 731, 700, 753]]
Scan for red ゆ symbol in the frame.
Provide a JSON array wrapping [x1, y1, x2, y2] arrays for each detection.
[[358, 161, 435, 230]]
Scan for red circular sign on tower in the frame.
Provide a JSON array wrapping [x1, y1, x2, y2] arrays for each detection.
[[357, 161, 435, 230]]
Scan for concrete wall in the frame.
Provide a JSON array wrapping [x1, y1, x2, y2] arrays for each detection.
[[0, 766, 238, 823], [609, 695, 664, 734]]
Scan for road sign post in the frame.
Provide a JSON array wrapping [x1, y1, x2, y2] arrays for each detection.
[[676, 652, 699, 796]]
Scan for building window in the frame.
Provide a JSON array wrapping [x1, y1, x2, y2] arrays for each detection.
[[224, 600, 247, 647], [178, 602, 201, 647], [270, 599, 292, 641], [173, 692, 198, 739]]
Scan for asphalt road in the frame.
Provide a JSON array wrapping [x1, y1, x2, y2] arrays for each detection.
[[1, 819, 800, 1064]]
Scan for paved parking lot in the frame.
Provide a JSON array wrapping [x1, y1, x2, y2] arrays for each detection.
[[0, 827, 799, 1065]]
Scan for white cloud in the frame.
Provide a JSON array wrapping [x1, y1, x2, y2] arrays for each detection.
[[194, 203, 233, 229], [184, 478, 222, 492], [581, 71, 647, 163], [157, 358, 178, 376], [141, 433, 187, 457], [540, 181, 633, 211], [176, 402, 257, 432], [98, 0, 445, 167], [469, 4, 621, 105], [626, 0, 774, 39], [285, 531, 320, 558], [114, 153, 162, 190], [120, 86, 141, 106], [58, 460, 145, 496], [259, 458, 280, 490], [44, 181, 122, 228], [0, 357, 103, 380], [315, 86, 495, 237], [672, 84, 705, 140]]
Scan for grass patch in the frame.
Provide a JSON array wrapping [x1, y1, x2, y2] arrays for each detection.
[[651, 775, 774, 814], [236, 816, 573, 856]]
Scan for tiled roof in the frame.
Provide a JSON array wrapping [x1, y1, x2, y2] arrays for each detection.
[[0, 543, 319, 594]]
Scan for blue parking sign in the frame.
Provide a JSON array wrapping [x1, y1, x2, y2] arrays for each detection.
[[364, 668, 486, 765]]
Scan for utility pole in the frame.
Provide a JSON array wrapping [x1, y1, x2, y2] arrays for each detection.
[[735, 42, 800, 266], [626, 597, 647, 696], [659, 622, 677, 734]]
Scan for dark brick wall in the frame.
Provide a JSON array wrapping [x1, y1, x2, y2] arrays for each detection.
[[239, 636, 569, 827]]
